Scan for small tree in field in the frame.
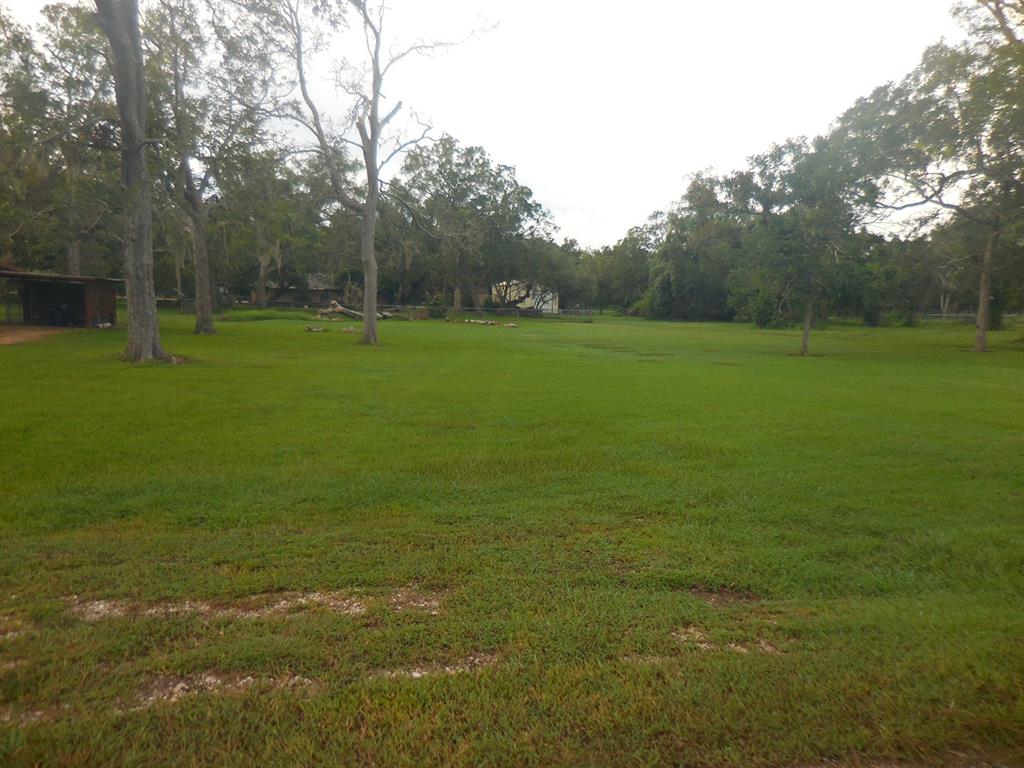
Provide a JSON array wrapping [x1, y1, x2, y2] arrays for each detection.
[[727, 139, 861, 356]]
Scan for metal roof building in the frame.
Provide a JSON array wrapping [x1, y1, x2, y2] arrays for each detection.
[[0, 268, 121, 328]]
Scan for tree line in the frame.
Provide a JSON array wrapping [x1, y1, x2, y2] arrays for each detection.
[[573, 1, 1023, 354], [0, 0, 1020, 358]]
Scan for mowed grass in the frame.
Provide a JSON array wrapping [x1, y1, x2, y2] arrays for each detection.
[[0, 312, 1022, 767]]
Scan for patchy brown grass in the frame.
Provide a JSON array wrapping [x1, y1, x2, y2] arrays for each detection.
[[0, 707, 48, 726], [673, 625, 715, 651], [620, 654, 673, 666], [796, 756, 1003, 768], [674, 625, 782, 655], [0, 703, 69, 726], [0, 616, 29, 641], [0, 325, 71, 346], [689, 586, 762, 607]]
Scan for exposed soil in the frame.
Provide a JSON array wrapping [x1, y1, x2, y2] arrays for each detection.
[[689, 586, 762, 607], [673, 625, 715, 651], [0, 325, 70, 346], [134, 653, 496, 708], [674, 624, 781, 655], [388, 586, 445, 615], [134, 672, 314, 708], [0, 616, 28, 641], [67, 587, 448, 623], [67, 591, 367, 622], [0, 706, 48, 726], [372, 652, 498, 680], [0, 702, 69, 726]]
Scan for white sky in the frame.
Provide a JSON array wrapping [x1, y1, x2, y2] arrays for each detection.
[[7, 0, 963, 247]]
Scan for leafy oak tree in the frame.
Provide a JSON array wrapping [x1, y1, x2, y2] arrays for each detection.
[[836, 7, 1023, 351]]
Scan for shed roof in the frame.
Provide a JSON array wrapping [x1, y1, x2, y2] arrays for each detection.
[[0, 270, 122, 286]]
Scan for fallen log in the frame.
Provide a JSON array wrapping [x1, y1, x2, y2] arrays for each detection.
[[318, 301, 389, 321]]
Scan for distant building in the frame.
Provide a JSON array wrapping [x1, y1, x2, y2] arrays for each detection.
[[0, 266, 120, 327], [491, 280, 560, 314], [253, 273, 346, 307]]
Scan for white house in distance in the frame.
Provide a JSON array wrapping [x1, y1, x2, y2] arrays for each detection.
[[491, 280, 560, 314]]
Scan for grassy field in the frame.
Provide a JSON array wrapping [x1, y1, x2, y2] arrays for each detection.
[[1, 312, 1022, 767]]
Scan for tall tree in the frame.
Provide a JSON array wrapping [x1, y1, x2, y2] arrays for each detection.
[[836, 15, 1023, 351], [146, 0, 272, 334], [401, 135, 551, 309], [237, 0, 448, 344], [648, 173, 740, 322], [0, 9, 52, 267], [38, 3, 119, 277], [94, 0, 169, 361], [727, 138, 862, 355]]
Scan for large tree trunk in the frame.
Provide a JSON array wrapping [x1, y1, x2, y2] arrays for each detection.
[[95, 0, 169, 361], [189, 209, 216, 334], [175, 244, 184, 311], [360, 192, 380, 345], [358, 112, 380, 345], [255, 259, 269, 310], [800, 296, 814, 357], [66, 159, 81, 276], [254, 220, 269, 310], [466, 276, 483, 310], [974, 230, 997, 353]]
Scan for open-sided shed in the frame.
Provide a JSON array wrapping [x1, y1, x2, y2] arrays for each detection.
[[0, 269, 121, 327]]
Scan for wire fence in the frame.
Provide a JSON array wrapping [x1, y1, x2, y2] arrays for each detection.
[[921, 312, 1022, 322]]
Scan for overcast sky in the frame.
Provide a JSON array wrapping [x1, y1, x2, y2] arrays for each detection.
[[7, 0, 963, 247]]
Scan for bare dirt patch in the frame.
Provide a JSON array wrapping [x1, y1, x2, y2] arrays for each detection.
[[67, 591, 367, 622], [388, 586, 445, 615], [0, 706, 48, 726], [673, 625, 715, 651], [0, 616, 28, 641], [372, 652, 498, 680], [0, 703, 68, 726], [674, 625, 781, 655], [67, 598, 132, 621], [67, 587, 451, 623], [0, 325, 70, 346], [689, 586, 762, 607], [226, 591, 366, 618], [134, 672, 314, 708]]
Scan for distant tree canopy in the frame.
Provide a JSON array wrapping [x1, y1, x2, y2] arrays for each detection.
[[0, 0, 1020, 353]]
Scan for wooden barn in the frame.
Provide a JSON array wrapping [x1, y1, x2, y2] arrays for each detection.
[[0, 269, 121, 327]]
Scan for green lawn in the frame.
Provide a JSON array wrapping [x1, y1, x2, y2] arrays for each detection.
[[1, 313, 1022, 767]]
